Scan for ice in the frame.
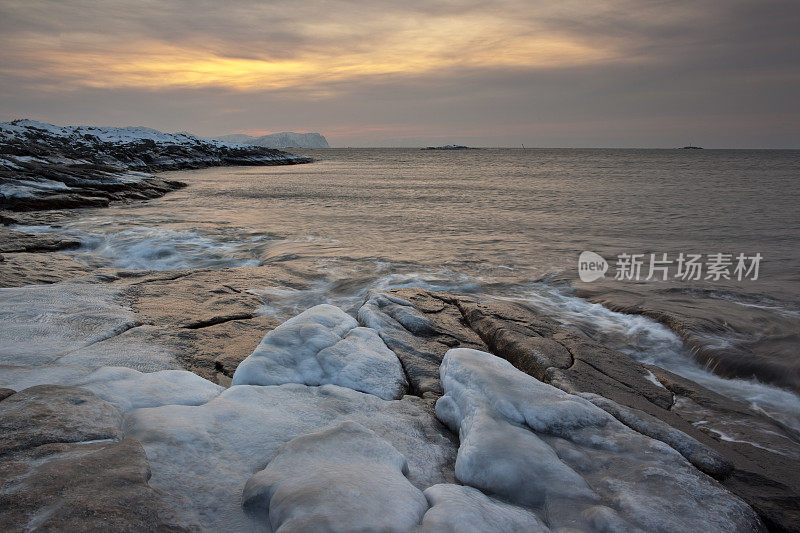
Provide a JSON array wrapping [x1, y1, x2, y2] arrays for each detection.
[[123, 384, 457, 531], [242, 421, 427, 531], [232, 304, 407, 400], [0, 282, 144, 367], [0, 365, 222, 412], [421, 484, 550, 532], [436, 348, 762, 532]]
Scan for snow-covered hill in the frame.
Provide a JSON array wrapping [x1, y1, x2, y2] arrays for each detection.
[[215, 131, 329, 148], [0, 120, 311, 211]]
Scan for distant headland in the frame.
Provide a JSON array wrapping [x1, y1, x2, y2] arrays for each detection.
[[214, 132, 329, 149]]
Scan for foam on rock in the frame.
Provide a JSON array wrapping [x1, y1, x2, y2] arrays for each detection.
[[243, 421, 427, 531], [436, 348, 763, 532], [232, 304, 408, 400]]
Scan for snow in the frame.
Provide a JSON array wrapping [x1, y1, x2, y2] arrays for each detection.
[[242, 421, 427, 531], [0, 119, 207, 147], [421, 484, 549, 532], [436, 348, 762, 532], [232, 304, 408, 400]]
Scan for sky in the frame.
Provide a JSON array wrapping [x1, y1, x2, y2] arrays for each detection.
[[1, 0, 798, 147]]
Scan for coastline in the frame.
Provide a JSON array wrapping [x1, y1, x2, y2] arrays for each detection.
[[1, 143, 799, 531]]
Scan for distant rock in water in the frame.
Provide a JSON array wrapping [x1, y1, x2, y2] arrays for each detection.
[[0, 119, 312, 211], [682, 145, 703, 149], [215, 131, 329, 148], [422, 145, 472, 150]]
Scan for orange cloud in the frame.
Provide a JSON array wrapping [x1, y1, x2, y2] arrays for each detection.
[[3, 13, 625, 93]]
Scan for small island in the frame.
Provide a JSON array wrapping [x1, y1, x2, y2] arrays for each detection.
[[421, 145, 473, 150]]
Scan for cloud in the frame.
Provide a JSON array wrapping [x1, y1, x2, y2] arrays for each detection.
[[0, 0, 798, 146]]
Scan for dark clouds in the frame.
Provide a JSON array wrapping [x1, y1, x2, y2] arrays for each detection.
[[0, 0, 797, 147]]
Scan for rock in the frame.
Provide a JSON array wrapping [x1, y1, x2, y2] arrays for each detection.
[[575, 284, 800, 395], [124, 383, 458, 531], [242, 421, 427, 531], [0, 251, 91, 287], [0, 388, 15, 401], [357, 289, 487, 396], [421, 484, 550, 532], [0, 119, 311, 212], [0, 226, 80, 253], [233, 304, 408, 399], [436, 348, 763, 532], [0, 385, 123, 457], [455, 297, 675, 411], [578, 392, 733, 477], [393, 289, 799, 530], [0, 438, 190, 531]]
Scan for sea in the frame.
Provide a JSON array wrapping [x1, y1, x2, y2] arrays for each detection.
[[16, 148, 800, 432]]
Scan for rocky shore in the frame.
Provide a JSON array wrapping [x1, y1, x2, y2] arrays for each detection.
[[0, 145, 798, 531], [1, 263, 798, 531], [0, 120, 311, 211]]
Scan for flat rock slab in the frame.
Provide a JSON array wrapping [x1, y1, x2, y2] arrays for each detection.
[[0, 385, 123, 457], [0, 252, 90, 287], [436, 348, 763, 532], [0, 438, 190, 532], [233, 304, 408, 400], [243, 421, 427, 532], [0, 227, 80, 253]]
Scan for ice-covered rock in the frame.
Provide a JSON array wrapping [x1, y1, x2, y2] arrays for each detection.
[[124, 383, 457, 532], [436, 348, 763, 532], [0, 281, 188, 372], [579, 391, 732, 477], [243, 421, 427, 531], [232, 304, 407, 400], [357, 289, 487, 396], [421, 484, 549, 532], [0, 365, 223, 412]]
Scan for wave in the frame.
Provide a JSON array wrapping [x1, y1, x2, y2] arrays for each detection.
[[11, 223, 270, 270], [503, 282, 800, 433]]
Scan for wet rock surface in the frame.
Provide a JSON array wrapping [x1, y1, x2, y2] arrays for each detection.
[[0, 385, 123, 457], [0, 384, 190, 531]]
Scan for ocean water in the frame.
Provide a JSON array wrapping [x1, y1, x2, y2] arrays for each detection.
[[20, 148, 800, 429]]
